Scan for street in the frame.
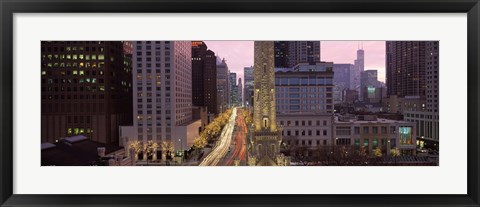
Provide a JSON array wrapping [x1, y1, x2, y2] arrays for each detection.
[[199, 108, 237, 166], [222, 108, 247, 166]]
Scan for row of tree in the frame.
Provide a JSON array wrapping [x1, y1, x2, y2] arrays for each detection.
[[192, 109, 233, 149], [129, 140, 173, 157]]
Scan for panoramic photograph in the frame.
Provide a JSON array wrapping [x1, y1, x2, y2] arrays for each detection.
[[40, 40, 439, 166]]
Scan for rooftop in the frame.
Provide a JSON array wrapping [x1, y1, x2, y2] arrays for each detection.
[[41, 139, 122, 166]]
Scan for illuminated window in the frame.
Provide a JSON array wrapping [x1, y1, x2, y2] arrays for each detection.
[[86, 78, 91, 83], [66, 47, 71, 51], [98, 55, 104, 60], [67, 128, 72, 134], [79, 70, 84, 75], [41, 71, 46, 75], [66, 55, 71, 60], [99, 86, 105, 91], [73, 55, 77, 60], [79, 62, 84, 68], [72, 70, 78, 75], [92, 55, 97, 60], [79, 54, 84, 60], [399, 126, 413, 145], [85, 55, 90, 60], [92, 78, 96, 83]]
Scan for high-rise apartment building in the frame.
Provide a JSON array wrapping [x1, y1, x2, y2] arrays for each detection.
[[274, 41, 290, 68], [41, 41, 133, 144], [133, 41, 197, 150], [191, 41, 218, 115], [386, 41, 438, 148], [402, 41, 439, 146], [288, 41, 321, 67], [386, 41, 426, 97]]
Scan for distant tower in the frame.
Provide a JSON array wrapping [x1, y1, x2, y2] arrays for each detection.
[[355, 43, 365, 72], [355, 42, 365, 99], [238, 77, 243, 107], [248, 41, 284, 166]]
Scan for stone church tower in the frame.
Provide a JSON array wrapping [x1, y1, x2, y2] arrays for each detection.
[[248, 41, 287, 166]]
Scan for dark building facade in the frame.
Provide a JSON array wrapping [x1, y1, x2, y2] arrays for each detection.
[[274, 41, 290, 68], [41, 41, 133, 144], [191, 41, 218, 115], [386, 41, 427, 97], [288, 41, 321, 67]]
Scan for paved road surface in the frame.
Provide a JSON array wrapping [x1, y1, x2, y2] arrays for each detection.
[[223, 108, 247, 166], [199, 108, 237, 166]]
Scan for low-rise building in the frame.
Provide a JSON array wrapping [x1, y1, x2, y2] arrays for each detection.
[[333, 115, 416, 156], [277, 113, 333, 148]]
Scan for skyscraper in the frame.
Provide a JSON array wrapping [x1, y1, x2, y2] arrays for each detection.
[[354, 47, 365, 72], [401, 41, 439, 147], [386, 41, 426, 97], [288, 41, 321, 67], [41, 41, 133, 144], [274, 41, 290, 68], [354, 46, 365, 99], [238, 77, 243, 107], [216, 57, 229, 112], [249, 41, 283, 166], [229, 72, 238, 107], [191, 41, 218, 115], [243, 66, 254, 108], [133, 41, 198, 151]]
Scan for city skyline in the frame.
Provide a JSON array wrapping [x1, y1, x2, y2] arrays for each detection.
[[205, 41, 386, 83]]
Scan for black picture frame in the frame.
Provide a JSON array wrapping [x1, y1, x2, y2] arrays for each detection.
[[1, 0, 479, 206]]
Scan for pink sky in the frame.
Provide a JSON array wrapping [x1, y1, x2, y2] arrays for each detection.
[[204, 41, 386, 83]]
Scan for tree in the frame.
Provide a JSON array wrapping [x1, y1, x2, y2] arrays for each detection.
[[160, 141, 174, 161], [390, 147, 401, 165], [128, 140, 142, 161]]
